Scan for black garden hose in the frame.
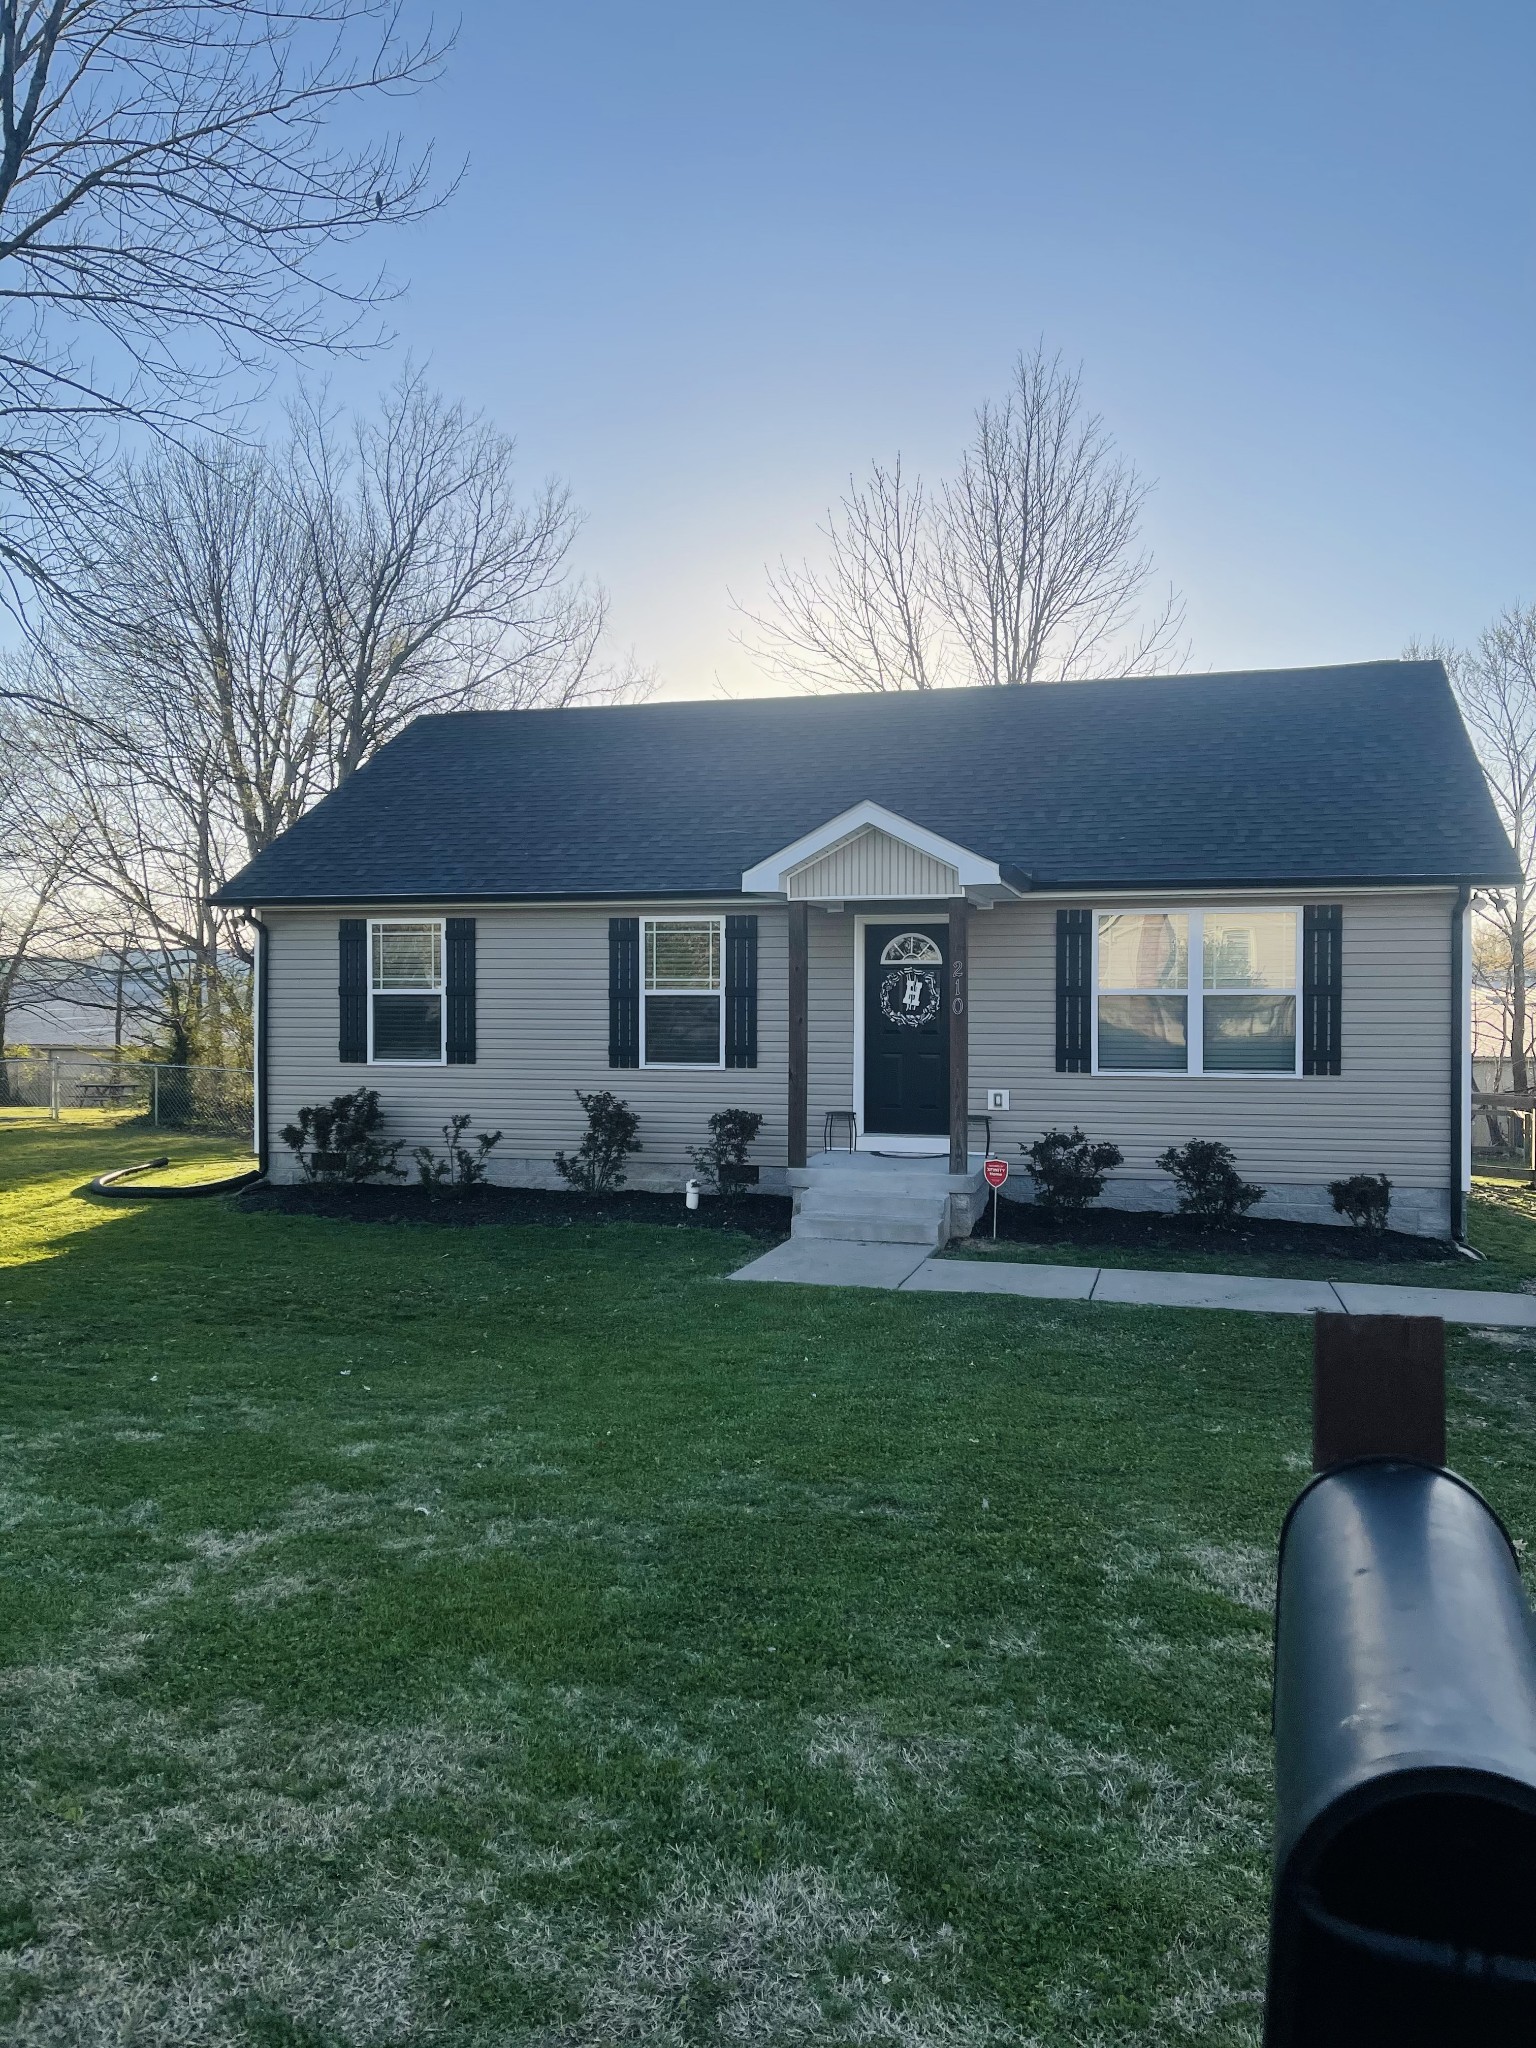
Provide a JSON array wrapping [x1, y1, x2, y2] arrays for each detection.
[[89, 1157, 263, 1200]]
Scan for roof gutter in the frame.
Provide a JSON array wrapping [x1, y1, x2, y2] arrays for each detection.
[[210, 872, 1518, 910], [1451, 884, 1472, 1242]]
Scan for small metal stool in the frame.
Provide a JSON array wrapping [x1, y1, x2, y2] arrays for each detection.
[[967, 1113, 993, 1156], [824, 1109, 858, 1152]]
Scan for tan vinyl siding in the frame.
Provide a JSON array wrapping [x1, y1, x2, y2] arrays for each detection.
[[806, 909, 855, 1141], [263, 888, 1455, 1196], [787, 828, 959, 901], [264, 903, 788, 1182], [967, 892, 1453, 1188]]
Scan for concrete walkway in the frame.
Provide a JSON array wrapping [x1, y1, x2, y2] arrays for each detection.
[[729, 1239, 1536, 1325]]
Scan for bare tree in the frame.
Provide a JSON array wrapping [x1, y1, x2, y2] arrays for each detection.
[[0, 712, 82, 1078], [26, 639, 253, 1063], [1417, 614, 1536, 1094], [937, 349, 1184, 685], [739, 347, 1184, 692], [1472, 921, 1516, 1080], [293, 370, 623, 783], [49, 439, 324, 863], [24, 375, 648, 1057], [740, 459, 941, 693], [43, 371, 632, 845], [0, 0, 448, 625]]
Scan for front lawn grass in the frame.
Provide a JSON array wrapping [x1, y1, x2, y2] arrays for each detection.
[[4, 1124, 1536, 2044]]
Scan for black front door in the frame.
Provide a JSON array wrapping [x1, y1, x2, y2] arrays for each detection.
[[863, 923, 949, 1136]]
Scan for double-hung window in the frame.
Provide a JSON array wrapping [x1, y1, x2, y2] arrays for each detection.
[[642, 917, 723, 1066], [370, 919, 444, 1063], [1201, 910, 1298, 1073], [1094, 909, 1299, 1075]]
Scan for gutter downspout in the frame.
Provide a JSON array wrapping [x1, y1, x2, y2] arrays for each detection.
[[246, 910, 270, 1178], [1451, 884, 1471, 1242]]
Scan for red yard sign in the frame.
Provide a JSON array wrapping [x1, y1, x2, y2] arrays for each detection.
[[983, 1156, 1008, 1239]]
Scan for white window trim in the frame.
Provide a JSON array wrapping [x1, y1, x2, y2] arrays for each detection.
[[639, 914, 726, 1070], [367, 916, 447, 1066], [1090, 907, 1303, 1079]]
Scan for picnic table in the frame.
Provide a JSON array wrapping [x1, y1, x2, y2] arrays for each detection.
[[75, 1078, 141, 1108]]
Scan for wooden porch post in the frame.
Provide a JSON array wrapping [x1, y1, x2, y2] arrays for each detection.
[[788, 900, 809, 1169], [949, 896, 970, 1173]]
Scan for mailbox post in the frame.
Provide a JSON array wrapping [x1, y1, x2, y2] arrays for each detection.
[[1266, 1314, 1536, 2044]]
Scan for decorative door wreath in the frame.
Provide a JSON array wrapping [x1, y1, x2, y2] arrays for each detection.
[[880, 965, 941, 1027], [877, 934, 943, 1028]]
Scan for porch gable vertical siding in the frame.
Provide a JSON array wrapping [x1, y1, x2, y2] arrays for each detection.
[[787, 826, 960, 901]]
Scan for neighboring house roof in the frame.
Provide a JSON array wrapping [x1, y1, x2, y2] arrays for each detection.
[[211, 660, 1519, 906], [1, 954, 174, 1050], [3, 997, 117, 1050]]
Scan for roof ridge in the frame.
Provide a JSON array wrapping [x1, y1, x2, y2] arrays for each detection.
[[417, 657, 1445, 726]]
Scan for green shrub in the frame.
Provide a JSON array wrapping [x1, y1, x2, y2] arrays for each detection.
[[1156, 1139, 1263, 1227], [688, 1107, 765, 1196], [413, 1114, 503, 1194], [554, 1090, 641, 1196], [1022, 1127, 1124, 1214], [1329, 1173, 1392, 1232], [280, 1088, 404, 1184]]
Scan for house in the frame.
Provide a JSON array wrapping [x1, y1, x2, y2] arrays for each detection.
[[212, 660, 1517, 1243]]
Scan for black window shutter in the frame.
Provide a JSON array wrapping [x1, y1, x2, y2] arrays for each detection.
[[609, 917, 640, 1067], [1303, 904, 1342, 1075], [338, 918, 367, 1063], [1056, 909, 1091, 1072], [725, 914, 758, 1068], [445, 917, 476, 1064]]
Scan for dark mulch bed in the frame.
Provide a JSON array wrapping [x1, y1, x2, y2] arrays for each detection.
[[968, 1195, 1459, 1267], [236, 1180, 793, 1241]]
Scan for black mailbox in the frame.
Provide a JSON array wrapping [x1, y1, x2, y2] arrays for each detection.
[[1268, 1460, 1536, 2044]]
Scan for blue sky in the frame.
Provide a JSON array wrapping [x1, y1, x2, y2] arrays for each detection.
[[358, 0, 1536, 698]]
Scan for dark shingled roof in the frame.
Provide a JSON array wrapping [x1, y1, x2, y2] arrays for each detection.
[[212, 660, 1518, 905]]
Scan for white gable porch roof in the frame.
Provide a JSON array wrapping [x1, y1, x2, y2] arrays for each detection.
[[740, 801, 1025, 903]]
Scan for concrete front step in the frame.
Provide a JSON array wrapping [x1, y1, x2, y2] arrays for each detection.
[[796, 1190, 948, 1223], [792, 1206, 948, 1245], [787, 1157, 985, 1196], [787, 1149, 991, 1248]]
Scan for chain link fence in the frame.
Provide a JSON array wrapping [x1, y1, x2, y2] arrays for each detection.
[[1473, 1095, 1536, 1178], [0, 1053, 254, 1138]]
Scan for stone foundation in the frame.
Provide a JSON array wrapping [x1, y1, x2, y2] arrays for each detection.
[[265, 1150, 794, 1200]]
